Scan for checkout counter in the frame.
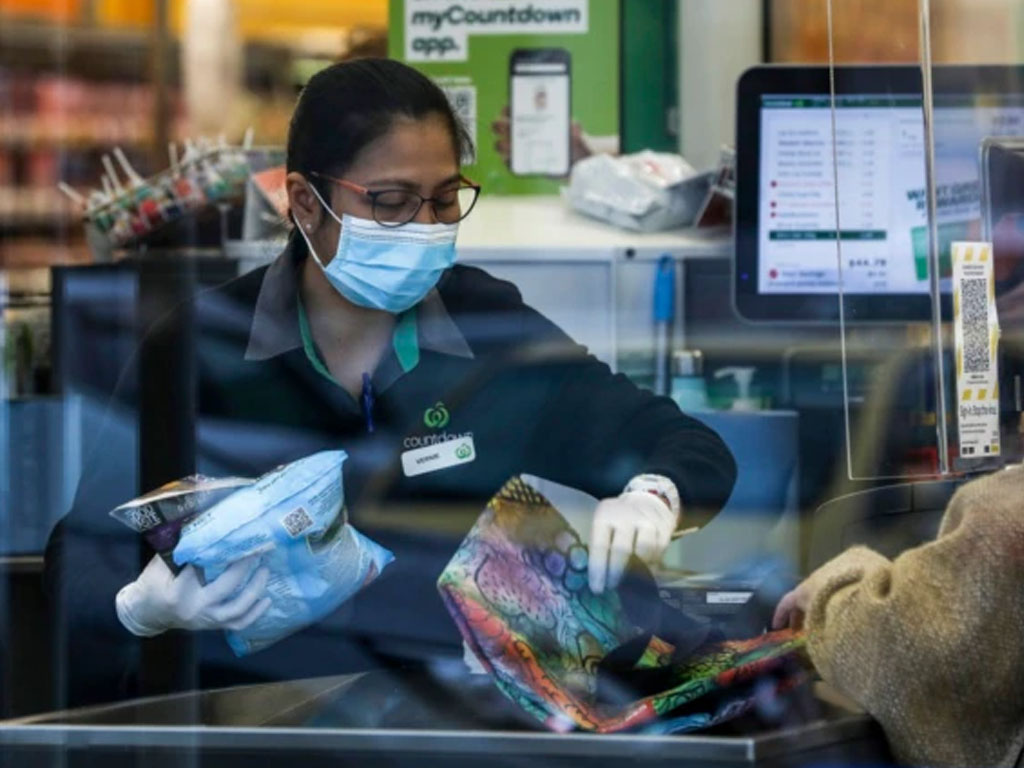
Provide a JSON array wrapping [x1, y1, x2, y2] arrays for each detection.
[[0, 195, 938, 765], [4, 10, 1023, 754], [0, 674, 888, 767]]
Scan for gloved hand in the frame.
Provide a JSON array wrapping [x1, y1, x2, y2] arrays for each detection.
[[588, 490, 679, 594], [116, 554, 272, 637]]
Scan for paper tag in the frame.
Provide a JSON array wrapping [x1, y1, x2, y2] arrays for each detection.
[[952, 242, 1002, 459], [401, 437, 476, 478]]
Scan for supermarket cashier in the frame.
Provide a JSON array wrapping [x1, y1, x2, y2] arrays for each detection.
[[44, 58, 736, 706]]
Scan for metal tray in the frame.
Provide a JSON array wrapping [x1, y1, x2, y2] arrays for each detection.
[[0, 676, 890, 767]]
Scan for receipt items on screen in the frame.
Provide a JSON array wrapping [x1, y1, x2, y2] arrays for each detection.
[[173, 451, 393, 657]]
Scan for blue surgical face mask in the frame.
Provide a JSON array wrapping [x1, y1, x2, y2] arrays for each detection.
[[295, 184, 458, 314]]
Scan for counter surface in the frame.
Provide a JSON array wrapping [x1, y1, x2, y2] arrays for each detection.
[[457, 196, 731, 258], [0, 675, 890, 767]]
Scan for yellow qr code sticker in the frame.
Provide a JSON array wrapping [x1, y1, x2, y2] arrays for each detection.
[[952, 242, 1001, 459]]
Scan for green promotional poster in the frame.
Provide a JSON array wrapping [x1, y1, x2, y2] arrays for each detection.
[[388, 0, 620, 195]]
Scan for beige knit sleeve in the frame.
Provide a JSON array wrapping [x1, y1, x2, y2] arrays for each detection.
[[802, 468, 1024, 766], [802, 545, 893, 688]]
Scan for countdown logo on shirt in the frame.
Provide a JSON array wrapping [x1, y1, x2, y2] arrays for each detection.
[[405, 401, 473, 450], [424, 402, 451, 429]]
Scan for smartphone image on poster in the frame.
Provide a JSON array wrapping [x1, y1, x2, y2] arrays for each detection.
[[509, 48, 571, 177]]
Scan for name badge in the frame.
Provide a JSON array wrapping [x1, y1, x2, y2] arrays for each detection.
[[401, 437, 476, 478]]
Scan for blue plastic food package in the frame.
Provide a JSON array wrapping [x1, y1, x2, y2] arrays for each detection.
[[109, 475, 251, 573], [172, 450, 393, 656]]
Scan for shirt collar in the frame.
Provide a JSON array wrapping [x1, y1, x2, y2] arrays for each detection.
[[244, 240, 475, 363]]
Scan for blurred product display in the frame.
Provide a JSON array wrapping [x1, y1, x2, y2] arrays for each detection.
[[0, 2, 371, 268], [58, 134, 254, 251]]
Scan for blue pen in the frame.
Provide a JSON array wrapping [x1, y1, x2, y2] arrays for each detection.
[[361, 372, 375, 433], [653, 255, 676, 397]]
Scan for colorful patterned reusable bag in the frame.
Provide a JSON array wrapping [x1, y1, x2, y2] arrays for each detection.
[[437, 478, 807, 734]]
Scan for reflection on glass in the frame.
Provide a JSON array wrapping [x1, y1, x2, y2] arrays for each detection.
[[13, 2, 1016, 765], [797, 3, 1024, 767]]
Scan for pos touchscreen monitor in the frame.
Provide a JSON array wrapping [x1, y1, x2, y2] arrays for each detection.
[[734, 65, 1024, 323]]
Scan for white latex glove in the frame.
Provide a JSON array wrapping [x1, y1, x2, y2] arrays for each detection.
[[588, 491, 678, 594], [116, 554, 272, 637]]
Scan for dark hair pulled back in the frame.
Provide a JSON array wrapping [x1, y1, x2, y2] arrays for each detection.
[[287, 58, 472, 205]]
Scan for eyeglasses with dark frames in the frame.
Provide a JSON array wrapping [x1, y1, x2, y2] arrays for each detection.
[[309, 172, 481, 228]]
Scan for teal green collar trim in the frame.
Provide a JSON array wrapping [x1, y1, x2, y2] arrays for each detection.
[[296, 295, 421, 386], [393, 310, 420, 373], [245, 242, 473, 363], [296, 294, 338, 385]]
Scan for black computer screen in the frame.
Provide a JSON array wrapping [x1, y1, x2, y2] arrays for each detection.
[[735, 65, 1024, 322]]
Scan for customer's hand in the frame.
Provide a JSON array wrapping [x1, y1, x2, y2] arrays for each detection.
[[588, 491, 678, 594], [116, 554, 271, 637], [772, 581, 814, 631]]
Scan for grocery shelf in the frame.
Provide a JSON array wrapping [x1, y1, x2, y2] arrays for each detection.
[[0, 131, 155, 151], [0, 187, 76, 237], [0, 20, 167, 83], [0, 19, 299, 92], [0, 238, 90, 269]]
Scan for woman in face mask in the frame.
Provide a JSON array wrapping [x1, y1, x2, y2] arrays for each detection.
[[284, 64, 477, 402], [47, 59, 737, 707], [280, 57, 736, 590]]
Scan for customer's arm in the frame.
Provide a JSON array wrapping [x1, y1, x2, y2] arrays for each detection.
[[785, 468, 1024, 767]]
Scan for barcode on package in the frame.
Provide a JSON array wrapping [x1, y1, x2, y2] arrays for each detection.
[[281, 507, 314, 538], [119, 505, 162, 532], [962, 278, 990, 374]]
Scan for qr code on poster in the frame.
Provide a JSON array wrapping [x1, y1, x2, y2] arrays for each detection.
[[962, 278, 991, 374], [281, 507, 314, 538], [441, 85, 477, 165]]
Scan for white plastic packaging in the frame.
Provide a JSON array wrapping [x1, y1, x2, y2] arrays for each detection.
[[565, 151, 712, 232]]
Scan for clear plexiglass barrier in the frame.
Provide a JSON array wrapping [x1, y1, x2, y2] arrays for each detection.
[[827, 0, 1024, 481]]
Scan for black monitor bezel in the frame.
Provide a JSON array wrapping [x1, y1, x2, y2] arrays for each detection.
[[734, 64, 1024, 324]]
